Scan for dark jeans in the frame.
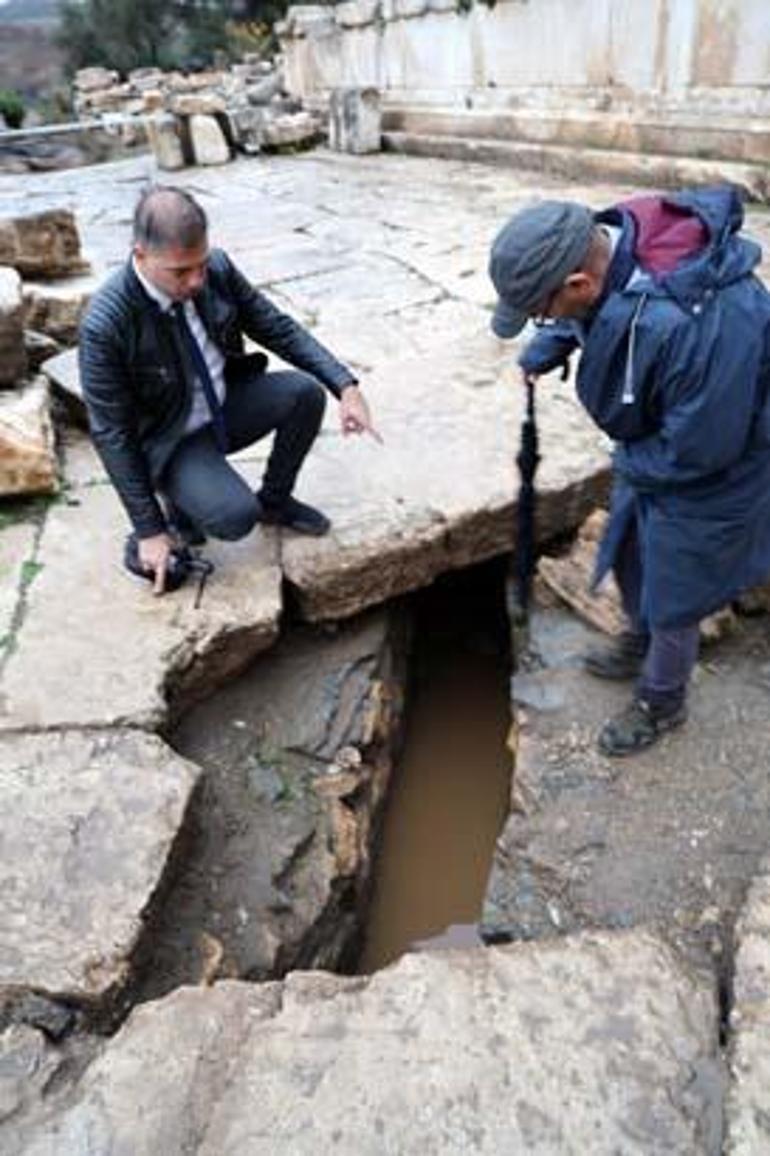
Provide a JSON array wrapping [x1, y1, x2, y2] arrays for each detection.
[[161, 369, 326, 540], [614, 518, 700, 710]]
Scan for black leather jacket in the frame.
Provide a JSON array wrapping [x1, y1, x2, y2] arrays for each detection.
[[79, 249, 356, 537]]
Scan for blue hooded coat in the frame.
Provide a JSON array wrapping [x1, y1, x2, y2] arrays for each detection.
[[519, 186, 770, 630]]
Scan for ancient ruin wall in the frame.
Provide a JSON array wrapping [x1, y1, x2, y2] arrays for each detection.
[[279, 0, 770, 151]]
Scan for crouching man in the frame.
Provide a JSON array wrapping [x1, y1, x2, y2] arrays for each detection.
[[80, 185, 377, 593]]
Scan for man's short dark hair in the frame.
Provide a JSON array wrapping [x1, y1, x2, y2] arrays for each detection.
[[133, 185, 208, 251]]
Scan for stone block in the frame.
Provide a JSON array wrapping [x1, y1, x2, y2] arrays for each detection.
[[188, 115, 231, 167], [261, 110, 323, 150], [23, 282, 91, 345], [0, 379, 56, 497], [74, 67, 119, 92], [329, 87, 382, 154], [10, 932, 720, 1154], [0, 729, 199, 1004], [0, 267, 26, 386], [146, 113, 187, 171], [0, 210, 88, 280], [169, 92, 227, 117]]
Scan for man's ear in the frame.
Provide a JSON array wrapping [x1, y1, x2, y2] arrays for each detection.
[[563, 271, 592, 292]]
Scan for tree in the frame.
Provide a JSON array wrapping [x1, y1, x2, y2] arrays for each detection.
[[56, 0, 230, 77]]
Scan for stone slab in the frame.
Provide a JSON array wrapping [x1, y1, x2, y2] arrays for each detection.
[[0, 728, 198, 1002], [281, 350, 610, 621], [136, 607, 408, 999], [23, 279, 92, 345], [482, 605, 770, 975], [0, 520, 38, 654], [0, 482, 282, 731], [10, 931, 721, 1154], [0, 210, 87, 280], [725, 857, 770, 1154]]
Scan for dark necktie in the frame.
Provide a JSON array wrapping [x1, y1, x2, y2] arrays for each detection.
[[172, 302, 229, 453]]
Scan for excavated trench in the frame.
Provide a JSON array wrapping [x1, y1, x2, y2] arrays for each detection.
[[124, 557, 514, 1008]]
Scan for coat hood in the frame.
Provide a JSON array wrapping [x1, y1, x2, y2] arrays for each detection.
[[618, 185, 761, 305]]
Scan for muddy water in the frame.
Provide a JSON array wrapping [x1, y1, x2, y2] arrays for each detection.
[[359, 560, 513, 973]]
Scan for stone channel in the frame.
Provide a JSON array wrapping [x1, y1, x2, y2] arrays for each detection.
[[2, 150, 770, 1151]]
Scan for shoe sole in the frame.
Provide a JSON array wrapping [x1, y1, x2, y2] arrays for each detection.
[[583, 659, 643, 681]]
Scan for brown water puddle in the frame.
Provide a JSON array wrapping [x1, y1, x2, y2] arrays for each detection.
[[359, 561, 513, 972]]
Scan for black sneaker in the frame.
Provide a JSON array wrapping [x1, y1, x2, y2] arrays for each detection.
[[583, 631, 649, 681], [123, 534, 212, 593], [598, 696, 687, 757], [256, 495, 331, 537]]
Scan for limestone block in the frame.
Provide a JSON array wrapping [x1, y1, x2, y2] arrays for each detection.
[[146, 113, 187, 171], [74, 67, 120, 92], [188, 115, 231, 167], [169, 92, 227, 117], [141, 89, 166, 114], [0, 379, 57, 497], [246, 72, 284, 106], [0, 210, 88, 280], [0, 267, 26, 386], [0, 729, 199, 1004], [11, 932, 720, 1154], [335, 0, 381, 27], [261, 110, 323, 150], [227, 106, 268, 152], [329, 87, 382, 154], [23, 282, 91, 345], [128, 67, 165, 92]]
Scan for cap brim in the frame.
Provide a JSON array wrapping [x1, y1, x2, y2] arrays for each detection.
[[491, 298, 528, 339]]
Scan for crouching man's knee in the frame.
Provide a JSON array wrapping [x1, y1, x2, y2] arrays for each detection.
[[204, 494, 259, 541]]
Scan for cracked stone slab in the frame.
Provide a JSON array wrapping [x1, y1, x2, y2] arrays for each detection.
[[0, 519, 38, 655], [0, 728, 199, 1004], [482, 605, 770, 975], [282, 351, 609, 621], [9, 931, 721, 1155], [0, 483, 282, 731], [725, 857, 770, 1154]]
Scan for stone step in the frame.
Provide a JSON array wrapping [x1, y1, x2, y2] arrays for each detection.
[[383, 105, 770, 165], [383, 131, 770, 202]]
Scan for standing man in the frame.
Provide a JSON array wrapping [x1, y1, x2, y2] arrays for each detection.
[[80, 185, 378, 592], [489, 186, 770, 756]]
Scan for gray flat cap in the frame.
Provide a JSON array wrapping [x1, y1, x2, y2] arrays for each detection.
[[489, 201, 595, 338]]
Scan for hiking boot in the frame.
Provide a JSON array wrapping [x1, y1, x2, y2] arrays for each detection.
[[256, 495, 331, 537], [597, 696, 687, 757], [583, 631, 649, 681]]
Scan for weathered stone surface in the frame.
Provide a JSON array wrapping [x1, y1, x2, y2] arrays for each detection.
[[0, 1027, 62, 1127], [170, 93, 228, 117], [0, 266, 26, 386], [23, 281, 91, 345], [0, 379, 57, 497], [38, 346, 84, 419], [483, 604, 770, 975], [261, 110, 323, 149], [136, 607, 408, 999], [146, 113, 186, 171], [0, 729, 199, 1003], [725, 857, 770, 1154], [329, 87, 381, 154], [0, 482, 282, 730], [280, 351, 609, 621], [188, 114, 231, 166], [74, 67, 120, 93], [10, 932, 721, 1155], [0, 210, 87, 280]]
